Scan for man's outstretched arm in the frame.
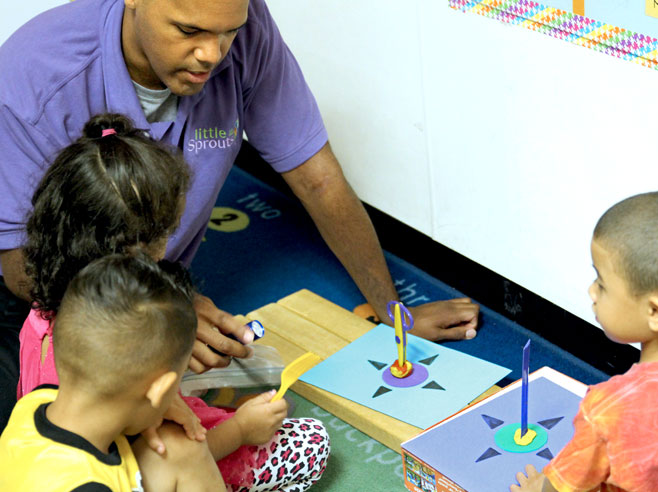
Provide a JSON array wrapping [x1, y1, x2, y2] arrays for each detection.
[[282, 142, 479, 341]]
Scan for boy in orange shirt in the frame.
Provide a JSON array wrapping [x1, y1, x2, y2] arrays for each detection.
[[512, 192, 658, 492]]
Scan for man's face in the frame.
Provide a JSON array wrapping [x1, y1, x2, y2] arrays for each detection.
[[123, 0, 249, 96]]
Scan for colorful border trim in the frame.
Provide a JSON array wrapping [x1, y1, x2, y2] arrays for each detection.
[[449, 0, 658, 70]]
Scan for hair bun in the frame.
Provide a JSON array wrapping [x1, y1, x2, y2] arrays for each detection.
[[82, 113, 136, 139]]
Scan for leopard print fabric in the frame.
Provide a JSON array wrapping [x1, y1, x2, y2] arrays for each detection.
[[229, 418, 330, 492]]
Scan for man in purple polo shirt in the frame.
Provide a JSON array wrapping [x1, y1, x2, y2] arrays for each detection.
[[0, 0, 480, 429]]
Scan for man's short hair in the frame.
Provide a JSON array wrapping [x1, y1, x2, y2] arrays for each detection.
[[593, 191, 658, 297], [53, 254, 197, 396]]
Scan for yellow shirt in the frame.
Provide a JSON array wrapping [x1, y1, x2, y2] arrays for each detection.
[[0, 387, 143, 492]]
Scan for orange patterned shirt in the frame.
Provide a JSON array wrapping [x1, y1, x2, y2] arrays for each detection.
[[544, 362, 658, 492]]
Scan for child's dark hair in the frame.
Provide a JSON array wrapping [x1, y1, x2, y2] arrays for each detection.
[[54, 253, 197, 395], [593, 191, 658, 297], [24, 113, 191, 317]]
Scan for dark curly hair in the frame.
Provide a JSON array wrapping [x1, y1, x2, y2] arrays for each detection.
[[24, 113, 191, 318]]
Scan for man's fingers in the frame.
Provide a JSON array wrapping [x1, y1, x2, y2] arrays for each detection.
[[194, 295, 252, 343], [433, 325, 475, 341], [196, 322, 250, 359], [191, 338, 233, 368], [443, 303, 480, 326], [406, 299, 480, 331], [188, 354, 212, 373]]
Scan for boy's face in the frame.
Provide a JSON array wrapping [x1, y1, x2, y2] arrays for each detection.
[[588, 239, 652, 344]]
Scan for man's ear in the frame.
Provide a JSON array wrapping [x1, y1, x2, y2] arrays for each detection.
[[648, 294, 658, 333], [145, 371, 177, 409], [124, 0, 137, 11]]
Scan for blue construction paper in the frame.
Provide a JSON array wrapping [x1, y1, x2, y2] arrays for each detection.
[[403, 377, 582, 491], [299, 324, 511, 429]]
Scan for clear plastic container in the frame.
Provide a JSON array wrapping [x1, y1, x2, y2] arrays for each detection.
[[180, 344, 284, 397]]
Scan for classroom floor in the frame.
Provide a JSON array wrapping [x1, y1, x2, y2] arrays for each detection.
[[188, 166, 608, 491]]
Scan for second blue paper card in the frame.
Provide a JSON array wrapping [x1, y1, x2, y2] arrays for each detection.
[[299, 324, 511, 429]]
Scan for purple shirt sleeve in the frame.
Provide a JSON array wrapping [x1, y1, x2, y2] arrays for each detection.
[[239, 0, 328, 172], [0, 105, 59, 251]]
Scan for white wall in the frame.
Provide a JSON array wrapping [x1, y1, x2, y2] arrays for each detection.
[[267, 0, 658, 329], [0, 1, 65, 45]]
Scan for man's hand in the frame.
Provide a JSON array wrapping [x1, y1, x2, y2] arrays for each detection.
[[283, 145, 480, 345], [190, 295, 254, 373], [407, 298, 479, 341], [141, 393, 206, 455], [0, 248, 31, 301], [510, 465, 554, 492]]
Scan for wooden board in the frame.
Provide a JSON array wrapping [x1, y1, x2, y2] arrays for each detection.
[[247, 289, 499, 453]]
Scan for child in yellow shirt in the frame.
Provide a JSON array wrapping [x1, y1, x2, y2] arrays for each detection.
[[0, 254, 224, 491]]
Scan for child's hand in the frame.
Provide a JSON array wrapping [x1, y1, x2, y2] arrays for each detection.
[[163, 393, 207, 441], [234, 389, 288, 446], [141, 393, 207, 455], [510, 465, 551, 492]]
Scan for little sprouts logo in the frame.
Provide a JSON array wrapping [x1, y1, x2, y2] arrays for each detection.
[[187, 118, 239, 154]]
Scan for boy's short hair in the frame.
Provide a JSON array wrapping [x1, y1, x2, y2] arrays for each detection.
[[593, 192, 658, 297], [53, 254, 197, 396]]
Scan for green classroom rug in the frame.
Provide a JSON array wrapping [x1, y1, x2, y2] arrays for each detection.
[[288, 391, 404, 491]]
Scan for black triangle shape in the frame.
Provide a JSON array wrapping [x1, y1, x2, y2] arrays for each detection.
[[538, 417, 564, 430], [372, 386, 392, 398], [475, 447, 501, 462], [537, 448, 554, 460], [481, 414, 505, 429], [368, 360, 388, 371], [423, 380, 445, 391], [418, 354, 439, 366]]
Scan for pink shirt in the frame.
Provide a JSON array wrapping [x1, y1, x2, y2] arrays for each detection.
[[17, 309, 56, 399]]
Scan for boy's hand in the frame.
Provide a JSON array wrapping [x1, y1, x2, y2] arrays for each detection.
[[234, 390, 288, 446], [190, 294, 254, 373], [141, 393, 207, 455], [510, 465, 551, 492]]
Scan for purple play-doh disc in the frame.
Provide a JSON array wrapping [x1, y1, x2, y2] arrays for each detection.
[[382, 363, 429, 388]]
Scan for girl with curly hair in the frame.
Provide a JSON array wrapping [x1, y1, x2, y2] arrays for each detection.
[[18, 113, 329, 491]]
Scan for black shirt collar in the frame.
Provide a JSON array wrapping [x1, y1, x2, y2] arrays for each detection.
[[33, 402, 123, 466]]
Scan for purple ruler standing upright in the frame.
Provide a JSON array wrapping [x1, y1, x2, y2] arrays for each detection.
[[521, 339, 531, 436]]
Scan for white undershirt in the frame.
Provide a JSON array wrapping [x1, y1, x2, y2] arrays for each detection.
[[132, 81, 179, 123]]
